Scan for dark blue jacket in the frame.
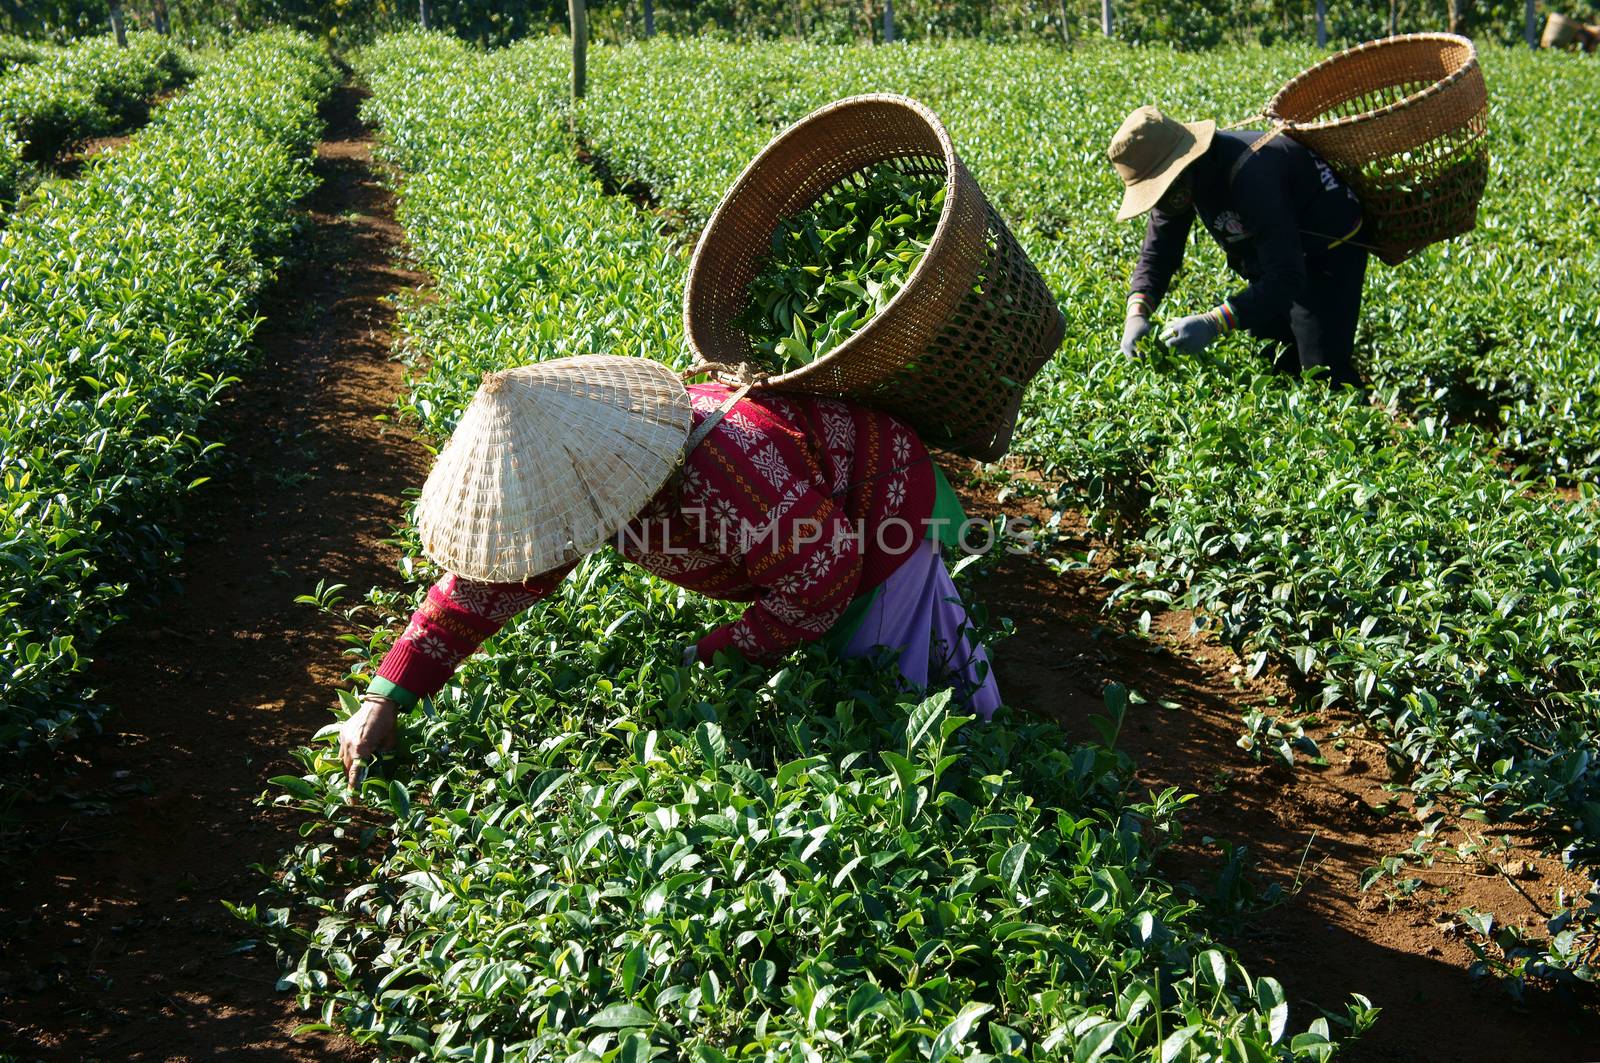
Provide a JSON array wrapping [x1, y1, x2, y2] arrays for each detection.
[[1130, 130, 1363, 330]]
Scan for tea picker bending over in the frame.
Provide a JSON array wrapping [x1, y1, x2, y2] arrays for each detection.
[[338, 356, 1000, 784], [1109, 105, 1369, 389]]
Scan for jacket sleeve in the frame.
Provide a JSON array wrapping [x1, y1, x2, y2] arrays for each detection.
[[1128, 205, 1195, 311], [1224, 153, 1307, 329], [369, 566, 573, 707]]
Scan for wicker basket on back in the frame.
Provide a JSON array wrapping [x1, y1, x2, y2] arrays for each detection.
[[683, 95, 1064, 461], [1262, 33, 1488, 266]]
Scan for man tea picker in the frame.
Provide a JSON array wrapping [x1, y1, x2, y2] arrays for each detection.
[[337, 356, 1000, 784], [1105, 37, 1492, 389], [1108, 106, 1371, 389]]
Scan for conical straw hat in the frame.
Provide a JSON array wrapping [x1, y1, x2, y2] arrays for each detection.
[[416, 355, 692, 582]]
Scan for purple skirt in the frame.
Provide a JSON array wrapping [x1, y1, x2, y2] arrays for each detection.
[[835, 539, 1002, 721]]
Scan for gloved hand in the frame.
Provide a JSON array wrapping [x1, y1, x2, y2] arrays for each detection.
[[1119, 314, 1152, 358], [1159, 312, 1221, 354]]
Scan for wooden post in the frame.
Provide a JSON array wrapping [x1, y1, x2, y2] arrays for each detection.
[[883, 0, 896, 42], [109, 0, 128, 46], [152, 0, 170, 35], [1526, 0, 1538, 47], [570, 0, 588, 100], [419, 0, 429, 29], [643, 0, 655, 37], [1058, 0, 1072, 43], [1388, 0, 1398, 36], [1101, 0, 1113, 36], [1315, 0, 1327, 45]]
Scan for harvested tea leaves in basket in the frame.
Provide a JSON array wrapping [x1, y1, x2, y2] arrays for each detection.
[[735, 163, 945, 373]]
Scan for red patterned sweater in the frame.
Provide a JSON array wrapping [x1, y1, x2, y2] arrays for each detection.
[[370, 383, 937, 706]]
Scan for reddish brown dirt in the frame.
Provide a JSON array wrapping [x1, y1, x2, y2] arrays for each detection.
[[950, 467, 1600, 1061], [0, 85, 424, 1061], [56, 133, 131, 174]]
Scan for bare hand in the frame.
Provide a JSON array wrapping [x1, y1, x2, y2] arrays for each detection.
[[339, 694, 399, 788]]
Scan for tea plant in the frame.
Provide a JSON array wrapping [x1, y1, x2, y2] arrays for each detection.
[[251, 34, 1376, 1060], [0, 32, 190, 163], [575, 39, 1600, 480], [0, 31, 336, 765], [0, 36, 49, 73], [735, 164, 943, 372], [570, 37, 1600, 982]]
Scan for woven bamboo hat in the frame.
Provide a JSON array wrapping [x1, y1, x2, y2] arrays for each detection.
[[1108, 106, 1216, 221], [415, 355, 693, 582]]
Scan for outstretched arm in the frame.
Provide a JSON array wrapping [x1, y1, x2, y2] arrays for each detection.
[[338, 568, 570, 786], [368, 570, 569, 707], [1128, 205, 1195, 314]]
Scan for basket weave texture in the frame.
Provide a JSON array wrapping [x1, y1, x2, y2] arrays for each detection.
[[684, 94, 1064, 462], [1265, 33, 1488, 266]]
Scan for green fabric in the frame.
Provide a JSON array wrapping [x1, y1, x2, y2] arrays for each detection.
[[823, 462, 969, 651], [822, 583, 882, 652], [368, 674, 419, 709], [928, 463, 968, 553]]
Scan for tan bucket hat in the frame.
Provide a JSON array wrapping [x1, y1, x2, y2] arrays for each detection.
[[1107, 106, 1216, 222], [415, 355, 693, 582]]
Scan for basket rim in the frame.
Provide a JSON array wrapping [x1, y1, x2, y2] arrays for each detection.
[[682, 92, 982, 391], [1265, 32, 1480, 136]]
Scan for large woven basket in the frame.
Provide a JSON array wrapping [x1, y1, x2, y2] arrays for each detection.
[[1542, 13, 1600, 51], [1264, 33, 1489, 266], [683, 94, 1064, 461]]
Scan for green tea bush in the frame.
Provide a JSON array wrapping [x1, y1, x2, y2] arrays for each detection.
[[0, 36, 48, 72], [0, 31, 190, 162], [0, 30, 336, 761], [0, 126, 20, 203], [250, 33, 1376, 1061], [571, 36, 1600, 917], [575, 40, 1600, 481]]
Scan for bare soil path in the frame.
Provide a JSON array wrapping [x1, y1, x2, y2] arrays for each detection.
[[953, 472, 1600, 1061], [0, 83, 422, 1061]]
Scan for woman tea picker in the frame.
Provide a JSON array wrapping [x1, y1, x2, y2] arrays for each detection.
[[1108, 106, 1369, 389], [338, 355, 1000, 783]]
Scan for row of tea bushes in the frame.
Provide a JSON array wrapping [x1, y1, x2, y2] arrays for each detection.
[[575, 39, 1600, 482], [571, 40, 1600, 983], [0, 31, 190, 167], [250, 33, 1373, 1061], [0, 31, 337, 761]]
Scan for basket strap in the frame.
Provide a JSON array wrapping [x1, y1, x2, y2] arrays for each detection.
[[1220, 112, 1267, 130], [680, 380, 753, 461], [1228, 120, 1289, 186], [681, 358, 772, 388]]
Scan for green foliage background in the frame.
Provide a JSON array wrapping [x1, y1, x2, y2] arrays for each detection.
[[5, 0, 1596, 49]]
